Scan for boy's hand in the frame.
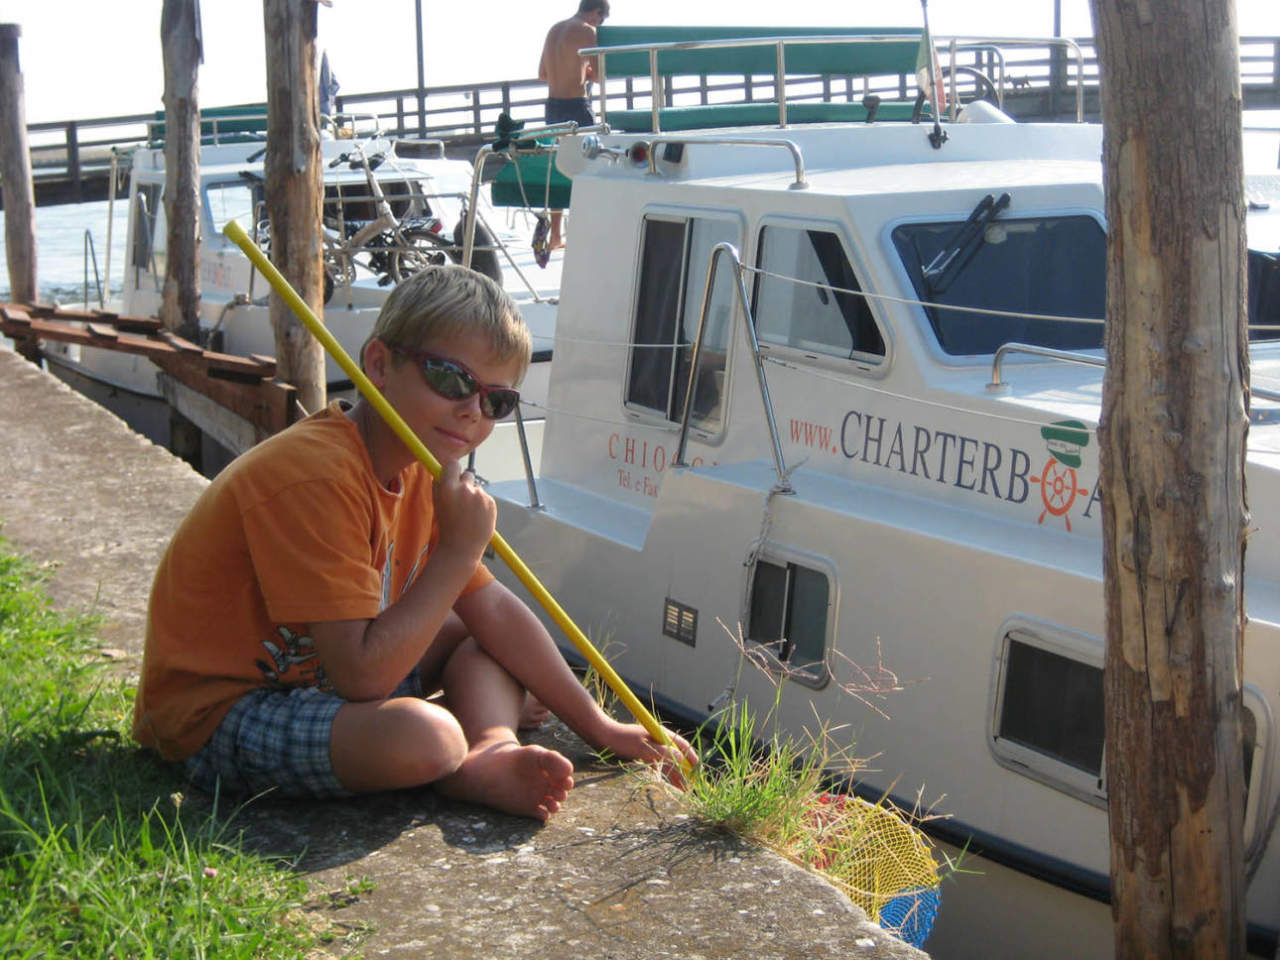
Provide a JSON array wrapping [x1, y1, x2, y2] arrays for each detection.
[[433, 460, 496, 566], [595, 718, 699, 789]]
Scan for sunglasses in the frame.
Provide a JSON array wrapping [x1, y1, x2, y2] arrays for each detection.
[[392, 346, 521, 420]]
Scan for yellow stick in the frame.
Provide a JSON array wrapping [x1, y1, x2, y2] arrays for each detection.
[[224, 220, 690, 776]]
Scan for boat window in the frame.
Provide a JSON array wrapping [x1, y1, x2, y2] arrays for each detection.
[[626, 215, 737, 429], [746, 557, 829, 685], [893, 215, 1105, 356], [1249, 250, 1280, 341], [992, 626, 1267, 825], [998, 636, 1105, 775], [752, 226, 885, 365], [206, 182, 258, 241], [130, 183, 166, 290]]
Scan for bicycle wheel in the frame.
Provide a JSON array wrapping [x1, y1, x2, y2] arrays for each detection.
[[388, 229, 449, 283]]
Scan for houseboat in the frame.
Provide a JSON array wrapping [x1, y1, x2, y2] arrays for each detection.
[[41, 124, 569, 469], [482, 28, 1280, 958]]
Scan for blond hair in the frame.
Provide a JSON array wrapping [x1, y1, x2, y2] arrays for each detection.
[[360, 265, 530, 384]]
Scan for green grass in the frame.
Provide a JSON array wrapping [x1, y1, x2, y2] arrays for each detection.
[[665, 628, 952, 946], [0, 542, 366, 959]]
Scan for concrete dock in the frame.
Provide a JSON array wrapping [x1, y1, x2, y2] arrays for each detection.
[[0, 344, 929, 960]]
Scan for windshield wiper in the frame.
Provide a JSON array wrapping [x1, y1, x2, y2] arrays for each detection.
[[922, 192, 1011, 296]]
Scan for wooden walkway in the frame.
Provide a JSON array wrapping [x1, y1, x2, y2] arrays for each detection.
[[0, 303, 300, 445]]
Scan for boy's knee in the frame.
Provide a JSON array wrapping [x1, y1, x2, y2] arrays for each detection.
[[369, 697, 468, 783], [442, 636, 497, 677], [412, 701, 469, 779]]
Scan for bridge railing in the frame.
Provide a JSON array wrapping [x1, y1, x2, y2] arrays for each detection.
[[21, 36, 1280, 206]]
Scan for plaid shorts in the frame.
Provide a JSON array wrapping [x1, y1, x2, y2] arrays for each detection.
[[182, 670, 423, 800]]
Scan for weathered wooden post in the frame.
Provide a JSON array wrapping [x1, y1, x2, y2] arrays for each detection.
[[160, 0, 205, 468], [1090, 0, 1249, 956], [0, 23, 41, 363], [263, 0, 325, 414], [160, 0, 202, 343]]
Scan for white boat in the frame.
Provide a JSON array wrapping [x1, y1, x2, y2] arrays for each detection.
[[482, 29, 1280, 958], [41, 124, 569, 474]]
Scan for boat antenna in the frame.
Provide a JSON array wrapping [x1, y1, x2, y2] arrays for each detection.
[[919, 0, 949, 149]]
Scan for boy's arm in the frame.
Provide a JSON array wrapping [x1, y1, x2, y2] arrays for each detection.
[[310, 462, 495, 702], [578, 22, 600, 83], [453, 581, 611, 743]]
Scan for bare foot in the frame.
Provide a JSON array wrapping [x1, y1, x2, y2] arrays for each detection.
[[549, 238, 565, 252], [518, 693, 550, 730], [436, 738, 574, 821]]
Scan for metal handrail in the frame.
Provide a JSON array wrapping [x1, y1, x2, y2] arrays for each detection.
[[946, 37, 1086, 121], [462, 120, 607, 268], [646, 136, 808, 189], [988, 340, 1280, 408], [987, 342, 1104, 390], [674, 241, 792, 493], [81, 230, 104, 309], [513, 404, 542, 510], [585, 33, 927, 133], [946, 44, 1010, 110]]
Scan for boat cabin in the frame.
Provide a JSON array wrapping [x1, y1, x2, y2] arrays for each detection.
[[485, 30, 1280, 958]]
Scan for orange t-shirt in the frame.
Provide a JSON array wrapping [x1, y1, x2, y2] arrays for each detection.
[[133, 401, 493, 761]]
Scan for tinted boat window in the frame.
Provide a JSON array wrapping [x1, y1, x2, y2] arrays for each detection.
[[893, 215, 1105, 355], [627, 215, 736, 429], [753, 226, 885, 364], [1249, 250, 1280, 341], [131, 183, 166, 290], [628, 218, 686, 414], [747, 557, 829, 684], [999, 638, 1104, 775]]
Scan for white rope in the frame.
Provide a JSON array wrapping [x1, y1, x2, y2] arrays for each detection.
[[744, 262, 1107, 327], [546, 264, 1280, 346]]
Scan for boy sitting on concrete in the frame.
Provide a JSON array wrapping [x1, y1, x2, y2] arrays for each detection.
[[133, 266, 694, 820]]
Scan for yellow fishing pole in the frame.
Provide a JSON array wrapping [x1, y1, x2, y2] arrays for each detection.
[[224, 220, 691, 777]]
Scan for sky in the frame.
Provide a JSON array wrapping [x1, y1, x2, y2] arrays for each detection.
[[3, 0, 1277, 126]]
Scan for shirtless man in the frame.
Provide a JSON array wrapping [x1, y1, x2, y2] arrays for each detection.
[[538, 0, 609, 250]]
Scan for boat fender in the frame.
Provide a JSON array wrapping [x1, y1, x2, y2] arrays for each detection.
[[452, 216, 503, 285]]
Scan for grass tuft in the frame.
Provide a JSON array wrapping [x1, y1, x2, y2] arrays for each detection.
[[650, 621, 950, 947]]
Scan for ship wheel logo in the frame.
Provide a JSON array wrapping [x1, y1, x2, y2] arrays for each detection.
[[1029, 420, 1092, 532]]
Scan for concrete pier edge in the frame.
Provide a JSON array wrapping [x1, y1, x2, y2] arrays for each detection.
[[0, 345, 928, 959]]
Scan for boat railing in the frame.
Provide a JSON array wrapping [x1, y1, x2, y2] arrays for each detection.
[[585, 33, 924, 133], [81, 229, 105, 310], [987, 342, 1105, 392], [322, 112, 387, 140], [674, 241, 793, 493], [463, 120, 608, 271], [987, 341, 1280, 406], [945, 38, 1086, 122], [583, 33, 1088, 132], [645, 136, 809, 189]]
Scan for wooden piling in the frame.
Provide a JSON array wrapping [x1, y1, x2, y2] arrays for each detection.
[[159, 0, 202, 343], [263, 0, 326, 415], [0, 24, 40, 363], [160, 0, 205, 468]]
